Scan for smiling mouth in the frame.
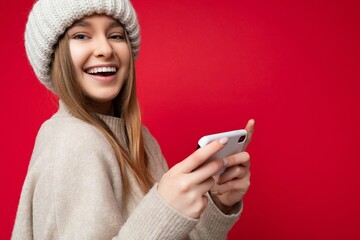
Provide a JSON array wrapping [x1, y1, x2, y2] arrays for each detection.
[[85, 67, 118, 77]]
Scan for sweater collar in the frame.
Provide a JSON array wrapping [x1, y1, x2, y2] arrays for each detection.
[[57, 100, 124, 141]]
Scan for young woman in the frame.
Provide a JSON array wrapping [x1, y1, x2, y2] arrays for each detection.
[[13, 0, 254, 239]]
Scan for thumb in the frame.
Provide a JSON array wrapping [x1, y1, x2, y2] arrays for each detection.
[[243, 119, 255, 151]]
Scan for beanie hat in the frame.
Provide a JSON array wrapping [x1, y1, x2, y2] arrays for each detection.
[[25, 0, 140, 91]]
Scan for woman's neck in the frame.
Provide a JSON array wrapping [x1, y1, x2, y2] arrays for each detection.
[[88, 101, 114, 116]]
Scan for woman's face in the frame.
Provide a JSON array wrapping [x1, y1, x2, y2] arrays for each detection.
[[67, 14, 131, 114]]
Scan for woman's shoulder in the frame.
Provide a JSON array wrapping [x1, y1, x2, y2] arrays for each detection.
[[28, 111, 116, 174], [31, 111, 113, 163], [39, 111, 108, 146]]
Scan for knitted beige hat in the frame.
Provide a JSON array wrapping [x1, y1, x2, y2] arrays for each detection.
[[25, 0, 140, 91]]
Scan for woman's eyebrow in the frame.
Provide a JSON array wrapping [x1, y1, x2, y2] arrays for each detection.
[[71, 20, 90, 28], [70, 20, 123, 30], [109, 21, 123, 30]]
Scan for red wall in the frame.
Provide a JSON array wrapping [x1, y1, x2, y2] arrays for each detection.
[[2, 0, 359, 239]]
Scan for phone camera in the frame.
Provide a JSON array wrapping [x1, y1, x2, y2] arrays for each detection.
[[238, 135, 246, 143]]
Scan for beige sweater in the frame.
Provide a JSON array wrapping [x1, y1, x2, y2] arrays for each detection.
[[12, 102, 242, 239]]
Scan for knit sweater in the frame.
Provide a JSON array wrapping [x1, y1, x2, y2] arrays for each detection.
[[12, 101, 242, 239]]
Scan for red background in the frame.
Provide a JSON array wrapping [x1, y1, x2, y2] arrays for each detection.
[[1, 0, 360, 239]]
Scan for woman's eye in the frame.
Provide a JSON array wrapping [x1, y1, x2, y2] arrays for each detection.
[[73, 34, 89, 40], [110, 34, 124, 40]]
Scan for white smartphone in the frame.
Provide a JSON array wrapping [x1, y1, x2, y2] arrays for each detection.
[[197, 129, 248, 175]]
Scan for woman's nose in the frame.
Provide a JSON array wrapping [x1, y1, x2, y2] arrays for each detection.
[[93, 36, 114, 58]]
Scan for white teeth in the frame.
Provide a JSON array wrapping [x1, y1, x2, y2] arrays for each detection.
[[86, 67, 117, 74]]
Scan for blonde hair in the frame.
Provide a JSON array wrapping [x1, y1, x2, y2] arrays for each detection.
[[50, 30, 154, 203]]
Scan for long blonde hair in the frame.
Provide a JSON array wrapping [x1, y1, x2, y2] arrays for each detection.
[[50, 29, 154, 203]]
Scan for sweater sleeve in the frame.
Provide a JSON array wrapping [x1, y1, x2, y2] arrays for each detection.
[[188, 195, 243, 239]]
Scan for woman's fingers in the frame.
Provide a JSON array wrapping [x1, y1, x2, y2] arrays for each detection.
[[215, 172, 251, 195], [175, 137, 228, 173], [197, 177, 216, 195], [225, 151, 251, 168], [243, 119, 255, 151], [216, 151, 250, 185], [217, 165, 247, 185], [189, 158, 226, 184]]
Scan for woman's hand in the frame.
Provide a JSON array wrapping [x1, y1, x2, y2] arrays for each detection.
[[210, 119, 255, 214], [157, 137, 229, 219]]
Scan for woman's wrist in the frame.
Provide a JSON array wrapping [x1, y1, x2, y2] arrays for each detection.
[[209, 192, 233, 214]]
